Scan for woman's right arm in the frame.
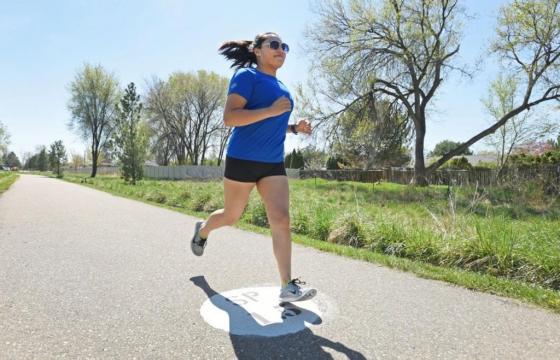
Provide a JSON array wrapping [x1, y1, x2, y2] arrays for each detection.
[[223, 94, 292, 127]]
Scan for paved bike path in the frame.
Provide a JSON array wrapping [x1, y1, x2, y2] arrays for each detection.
[[1, 175, 559, 359]]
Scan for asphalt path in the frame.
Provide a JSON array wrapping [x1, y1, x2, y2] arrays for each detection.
[[1, 175, 559, 359]]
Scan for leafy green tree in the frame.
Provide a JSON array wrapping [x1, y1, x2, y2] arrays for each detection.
[[4, 151, 21, 169], [24, 146, 49, 171], [24, 154, 37, 170], [326, 155, 348, 170], [113, 82, 149, 185], [49, 140, 67, 177], [430, 140, 473, 157], [326, 156, 339, 170], [0, 121, 10, 160], [68, 64, 120, 178], [38, 147, 48, 171], [300, 145, 328, 170], [285, 149, 305, 169], [331, 97, 412, 168]]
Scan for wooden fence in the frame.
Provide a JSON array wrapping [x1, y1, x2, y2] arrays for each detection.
[[300, 164, 560, 187], [65, 165, 300, 180], [65, 164, 560, 187]]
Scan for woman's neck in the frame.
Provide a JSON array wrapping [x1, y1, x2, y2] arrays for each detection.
[[256, 64, 277, 77]]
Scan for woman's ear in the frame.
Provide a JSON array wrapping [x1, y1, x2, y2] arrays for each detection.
[[249, 46, 260, 57]]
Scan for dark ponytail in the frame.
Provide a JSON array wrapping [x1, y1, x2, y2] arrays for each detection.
[[218, 32, 279, 70], [218, 40, 257, 69]]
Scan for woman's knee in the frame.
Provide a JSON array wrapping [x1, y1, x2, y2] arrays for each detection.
[[267, 209, 290, 229]]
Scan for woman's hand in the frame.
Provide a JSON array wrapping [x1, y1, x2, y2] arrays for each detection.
[[296, 119, 312, 135], [268, 96, 292, 117]]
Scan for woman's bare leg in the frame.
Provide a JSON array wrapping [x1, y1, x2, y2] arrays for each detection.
[[199, 178, 255, 239], [256, 176, 291, 285]]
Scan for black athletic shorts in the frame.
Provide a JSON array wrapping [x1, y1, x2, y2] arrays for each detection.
[[224, 156, 286, 183]]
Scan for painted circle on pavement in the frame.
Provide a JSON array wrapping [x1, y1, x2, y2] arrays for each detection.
[[200, 286, 324, 337]]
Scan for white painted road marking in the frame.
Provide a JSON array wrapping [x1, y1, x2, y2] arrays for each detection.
[[200, 287, 325, 336]]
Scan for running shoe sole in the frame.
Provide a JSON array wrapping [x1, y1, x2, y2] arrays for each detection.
[[190, 221, 205, 256], [279, 288, 317, 304]]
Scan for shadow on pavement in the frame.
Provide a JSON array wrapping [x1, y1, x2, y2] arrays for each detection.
[[190, 275, 367, 360]]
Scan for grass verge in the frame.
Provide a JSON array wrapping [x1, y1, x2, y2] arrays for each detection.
[[0, 172, 19, 194]]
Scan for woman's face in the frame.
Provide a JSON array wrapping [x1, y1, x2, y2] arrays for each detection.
[[255, 35, 288, 69]]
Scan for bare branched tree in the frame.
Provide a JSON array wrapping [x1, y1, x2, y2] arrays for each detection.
[[483, 74, 558, 177], [430, 0, 560, 172], [304, 0, 467, 184], [303, 0, 560, 185], [145, 71, 228, 165]]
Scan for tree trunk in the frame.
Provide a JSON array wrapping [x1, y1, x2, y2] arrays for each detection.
[[414, 125, 428, 186], [217, 148, 224, 166], [91, 145, 98, 178], [200, 145, 207, 166], [217, 132, 229, 167]]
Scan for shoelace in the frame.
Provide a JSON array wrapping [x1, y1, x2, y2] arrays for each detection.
[[289, 278, 306, 287]]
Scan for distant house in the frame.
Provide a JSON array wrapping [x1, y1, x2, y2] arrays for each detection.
[[512, 142, 556, 156], [144, 160, 159, 166], [426, 154, 497, 167]]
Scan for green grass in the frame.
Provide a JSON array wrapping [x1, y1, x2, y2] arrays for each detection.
[[57, 173, 560, 313], [0, 172, 18, 194]]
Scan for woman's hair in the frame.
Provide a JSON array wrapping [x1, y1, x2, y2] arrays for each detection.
[[218, 32, 279, 70]]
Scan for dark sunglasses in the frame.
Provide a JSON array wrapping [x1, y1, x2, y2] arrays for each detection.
[[263, 40, 290, 53]]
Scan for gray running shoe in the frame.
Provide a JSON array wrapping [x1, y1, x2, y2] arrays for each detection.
[[191, 221, 206, 256], [279, 278, 317, 303]]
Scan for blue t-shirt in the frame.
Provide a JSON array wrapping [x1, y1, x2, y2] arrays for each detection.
[[226, 67, 293, 163]]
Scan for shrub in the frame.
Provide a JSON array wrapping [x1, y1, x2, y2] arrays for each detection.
[[145, 191, 166, 204], [442, 156, 473, 170], [310, 206, 334, 241], [327, 212, 368, 248], [191, 192, 212, 212], [291, 210, 310, 234], [244, 199, 269, 227], [202, 196, 224, 213]]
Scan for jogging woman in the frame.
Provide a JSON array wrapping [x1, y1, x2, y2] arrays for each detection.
[[191, 32, 316, 304]]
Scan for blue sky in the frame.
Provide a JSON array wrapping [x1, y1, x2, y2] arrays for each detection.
[[0, 0, 512, 160]]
